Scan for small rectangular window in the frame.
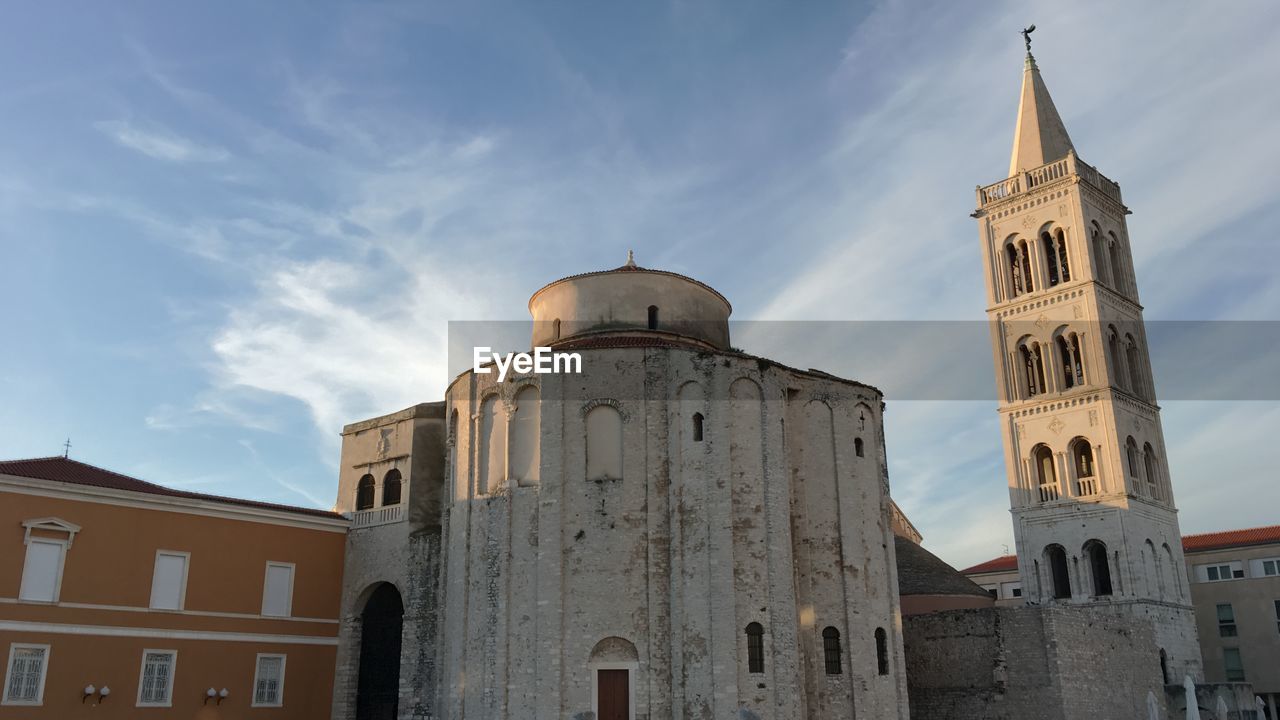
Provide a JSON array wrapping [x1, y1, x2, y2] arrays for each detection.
[[1011, 587, 1023, 598], [1217, 603, 1237, 638], [1250, 558, 1280, 577], [18, 540, 65, 602], [252, 654, 286, 707], [150, 552, 189, 610], [1223, 648, 1245, 682], [1199, 562, 1243, 583], [261, 562, 295, 618], [3, 644, 49, 706], [136, 650, 177, 707]]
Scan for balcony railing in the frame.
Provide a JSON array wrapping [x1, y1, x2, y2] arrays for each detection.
[[977, 153, 1123, 209], [351, 504, 403, 529], [1038, 483, 1060, 503], [1076, 477, 1098, 497]]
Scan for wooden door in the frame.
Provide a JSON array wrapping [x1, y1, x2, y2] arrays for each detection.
[[597, 669, 629, 720]]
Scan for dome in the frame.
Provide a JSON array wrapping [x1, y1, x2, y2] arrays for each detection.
[[894, 536, 996, 616], [528, 252, 732, 350]]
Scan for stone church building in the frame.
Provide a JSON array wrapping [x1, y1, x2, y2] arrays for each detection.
[[325, 40, 1255, 720]]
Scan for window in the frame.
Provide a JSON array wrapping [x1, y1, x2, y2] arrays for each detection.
[[1143, 443, 1161, 500], [509, 386, 541, 486], [1126, 335, 1144, 397], [3, 644, 49, 706], [1072, 438, 1096, 496], [1087, 541, 1113, 596], [692, 413, 704, 442], [1010, 586, 1023, 598], [1047, 545, 1071, 599], [149, 551, 189, 611], [1199, 562, 1245, 583], [552, 318, 561, 341], [984, 586, 998, 599], [875, 628, 889, 676], [647, 305, 658, 330], [854, 437, 864, 458], [381, 469, 402, 506], [478, 394, 506, 494], [355, 474, 375, 511], [1223, 648, 1245, 682], [1091, 223, 1110, 286], [1108, 233, 1124, 294], [262, 562, 295, 617], [1218, 604, 1238, 637], [745, 623, 764, 674], [822, 627, 842, 675], [585, 404, 623, 481], [1249, 558, 1280, 577], [1033, 445, 1058, 503], [252, 654, 286, 707], [1125, 436, 1140, 483], [18, 540, 65, 602], [136, 650, 177, 707], [1020, 342, 1047, 397]]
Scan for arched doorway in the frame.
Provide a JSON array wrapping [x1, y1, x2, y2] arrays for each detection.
[[590, 636, 638, 720], [356, 583, 403, 720]]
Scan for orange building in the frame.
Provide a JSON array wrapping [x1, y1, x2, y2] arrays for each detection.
[[0, 457, 347, 718]]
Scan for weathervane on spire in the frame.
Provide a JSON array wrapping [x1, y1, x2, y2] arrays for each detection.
[[1021, 24, 1036, 54]]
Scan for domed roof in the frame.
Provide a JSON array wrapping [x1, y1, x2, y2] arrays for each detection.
[[894, 536, 994, 599], [528, 250, 732, 313]]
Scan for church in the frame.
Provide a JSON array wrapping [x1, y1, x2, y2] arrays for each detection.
[[326, 38, 1257, 720]]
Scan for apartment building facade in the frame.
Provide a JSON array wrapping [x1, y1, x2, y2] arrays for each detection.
[[0, 456, 347, 718]]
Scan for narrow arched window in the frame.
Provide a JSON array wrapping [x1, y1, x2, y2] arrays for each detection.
[[1159, 649, 1169, 685], [821, 627, 842, 675], [478, 395, 505, 494], [1033, 343, 1047, 393], [647, 305, 658, 330], [1126, 436, 1141, 483], [510, 386, 541, 486], [1072, 439, 1095, 496], [1047, 545, 1071, 599], [1125, 335, 1143, 397], [355, 474, 375, 511], [552, 318, 561, 341], [1057, 336, 1075, 389], [1108, 233, 1123, 293], [854, 437, 864, 458], [1070, 333, 1084, 386], [382, 468, 402, 506], [875, 627, 889, 676], [1087, 541, 1113, 596], [745, 622, 764, 674], [692, 412, 704, 442], [586, 404, 624, 481], [1033, 444, 1057, 502], [1108, 328, 1124, 389], [1007, 244, 1024, 296], [1043, 231, 1060, 286], [1056, 229, 1070, 282], [1143, 443, 1161, 500]]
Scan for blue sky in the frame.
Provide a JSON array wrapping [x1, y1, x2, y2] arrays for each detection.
[[1, 1, 1278, 569]]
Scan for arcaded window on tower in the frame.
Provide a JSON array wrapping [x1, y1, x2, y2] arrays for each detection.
[[1108, 328, 1125, 390], [1091, 223, 1110, 285], [745, 622, 764, 673], [1055, 229, 1070, 282], [1020, 342, 1046, 398], [1125, 436, 1141, 485], [382, 468, 402, 506], [1046, 545, 1071, 599], [1043, 230, 1070, 286], [356, 474, 375, 511], [1124, 335, 1144, 398], [1143, 443, 1161, 500], [822, 627, 842, 675], [1033, 444, 1058, 502], [1057, 332, 1084, 389], [478, 394, 506, 494], [1107, 232, 1124, 293], [1086, 541, 1113, 596], [1071, 439, 1096, 496]]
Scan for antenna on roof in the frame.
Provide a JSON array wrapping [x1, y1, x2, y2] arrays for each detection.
[[63, 438, 71, 458]]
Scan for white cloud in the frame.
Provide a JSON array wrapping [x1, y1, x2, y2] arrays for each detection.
[[95, 120, 229, 163]]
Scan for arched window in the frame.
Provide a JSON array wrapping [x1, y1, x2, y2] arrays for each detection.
[[1071, 439, 1096, 496], [692, 412, 704, 442], [1056, 332, 1084, 389], [1056, 229, 1070, 282], [647, 305, 658, 330], [552, 318, 561, 341], [1020, 342, 1046, 397], [510, 386, 541, 486], [1108, 328, 1125, 390], [875, 627, 889, 676], [1125, 335, 1144, 398], [1091, 223, 1110, 285], [1125, 436, 1141, 487], [382, 469, 402, 506], [1020, 240, 1034, 293], [1033, 444, 1058, 502], [1046, 545, 1071, 599], [1108, 232, 1123, 293], [821, 627, 842, 675], [355, 474, 375, 511], [745, 622, 764, 674], [478, 395, 505, 494], [1006, 243, 1025, 296], [854, 437, 864, 458], [1143, 443, 1161, 500], [586, 404, 623, 481], [1086, 541, 1113, 596], [1043, 231, 1060, 286], [1159, 649, 1169, 685]]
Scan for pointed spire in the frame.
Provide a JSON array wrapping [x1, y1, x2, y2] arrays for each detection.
[[1008, 41, 1075, 177]]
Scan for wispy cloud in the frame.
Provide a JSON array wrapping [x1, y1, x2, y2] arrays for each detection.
[[95, 119, 229, 163]]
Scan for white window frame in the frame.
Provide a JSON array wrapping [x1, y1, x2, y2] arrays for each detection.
[[3, 643, 50, 706], [1249, 557, 1280, 578], [18, 538, 68, 603], [135, 649, 177, 707], [261, 561, 296, 618], [149, 550, 190, 611], [251, 653, 287, 707], [1196, 561, 1244, 583]]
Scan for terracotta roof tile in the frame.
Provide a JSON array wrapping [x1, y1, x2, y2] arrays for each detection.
[[960, 555, 1019, 575], [0, 456, 343, 520]]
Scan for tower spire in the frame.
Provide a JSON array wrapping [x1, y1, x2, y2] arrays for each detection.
[[1008, 28, 1075, 177]]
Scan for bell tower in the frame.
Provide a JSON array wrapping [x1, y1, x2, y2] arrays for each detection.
[[971, 34, 1202, 681]]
